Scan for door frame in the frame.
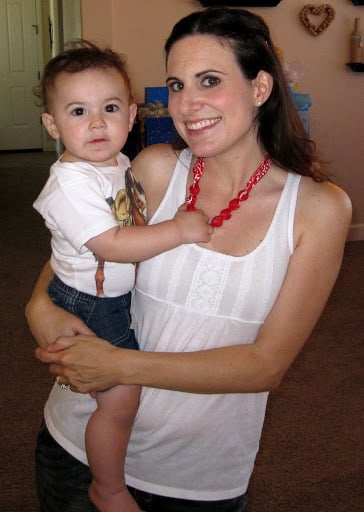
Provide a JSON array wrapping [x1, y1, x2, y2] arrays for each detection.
[[40, 0, 82, 152]]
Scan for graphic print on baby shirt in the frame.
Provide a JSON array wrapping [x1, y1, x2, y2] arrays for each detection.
[[94, 168, 147, 296]]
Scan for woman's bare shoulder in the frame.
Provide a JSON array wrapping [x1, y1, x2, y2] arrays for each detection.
[[300, 177, 351, 215], [131, 144, 182, 217], [132, 144, 179, 180], [296, 176, 352, 244]]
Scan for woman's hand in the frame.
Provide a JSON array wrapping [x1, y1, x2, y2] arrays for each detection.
[[27, 299, 94, 348], [35, 335, 123, 393]]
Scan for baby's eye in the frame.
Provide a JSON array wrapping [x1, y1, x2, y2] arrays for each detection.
[[71, 107, 85, 116], [167, 81, 183, 93], [105, 104, 119, 113], [202, 76, 220, 88]]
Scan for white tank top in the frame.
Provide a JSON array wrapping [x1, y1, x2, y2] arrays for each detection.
[[125, 149, 301, 499], [44, 149, 301, 501]]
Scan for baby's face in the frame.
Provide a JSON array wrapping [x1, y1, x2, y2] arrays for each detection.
[[42, 67, 137, 166]]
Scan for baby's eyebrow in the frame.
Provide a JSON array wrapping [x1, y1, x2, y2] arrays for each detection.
[[64, 96, 123, 109], [64, 100, 86, 110], [103, 96, 123, 103]]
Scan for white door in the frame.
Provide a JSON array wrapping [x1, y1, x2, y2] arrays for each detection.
[[0, 0, 42, 150]]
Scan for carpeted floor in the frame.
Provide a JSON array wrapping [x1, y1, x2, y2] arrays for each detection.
[[0, 150, 363, 511]]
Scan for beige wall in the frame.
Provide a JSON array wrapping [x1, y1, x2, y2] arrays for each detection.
[[80, 0, 364, 239]]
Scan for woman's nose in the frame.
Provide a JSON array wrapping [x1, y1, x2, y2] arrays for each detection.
[[176, 90, 201, 115]]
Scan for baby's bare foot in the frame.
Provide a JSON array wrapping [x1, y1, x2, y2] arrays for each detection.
[[89, 481, 141, 512]]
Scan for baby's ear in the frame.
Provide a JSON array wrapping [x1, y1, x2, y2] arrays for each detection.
[[41, 112, 60, 140], [128, 103, 138, 132]]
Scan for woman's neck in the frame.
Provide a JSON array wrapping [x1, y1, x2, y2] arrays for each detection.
[[197, 149, 267, 192]]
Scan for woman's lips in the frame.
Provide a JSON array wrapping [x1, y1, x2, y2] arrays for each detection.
[[185, 117, 221, 131]]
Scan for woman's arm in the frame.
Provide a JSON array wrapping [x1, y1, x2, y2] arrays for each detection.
[[131, 144, 180, 219], [25, 260, 94, 348], [36, 180, 352, 394], [36, 168, 352, 396]]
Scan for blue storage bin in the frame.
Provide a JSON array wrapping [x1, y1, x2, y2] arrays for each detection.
[[145, 117, 176, 146], [145, 87, 169, 107], [291, 89, 312, 135], [142, 87, 176, 145]]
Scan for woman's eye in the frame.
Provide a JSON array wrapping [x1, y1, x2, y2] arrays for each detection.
[[71, 107, 85, 116], [105, 104, 119, 113], [202, 76, 220, 88], [168, 81, 183, 92]]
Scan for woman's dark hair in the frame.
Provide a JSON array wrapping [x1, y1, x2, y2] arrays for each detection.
[[165, 7, 326, 181], [34, 40, 133, 112]]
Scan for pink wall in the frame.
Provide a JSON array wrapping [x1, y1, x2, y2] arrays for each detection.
[[81, 0, 364, 239]]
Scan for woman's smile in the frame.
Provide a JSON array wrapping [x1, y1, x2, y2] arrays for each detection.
[[185, 117, 222, 132]]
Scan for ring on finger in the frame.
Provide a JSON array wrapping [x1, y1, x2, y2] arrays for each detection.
[[56, 375, 70, 390]]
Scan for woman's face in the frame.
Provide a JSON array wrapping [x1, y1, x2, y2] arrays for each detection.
[[166, 34, 259, 158]]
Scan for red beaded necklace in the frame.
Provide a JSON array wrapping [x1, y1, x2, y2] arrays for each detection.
[[186, 154, 272, 227]]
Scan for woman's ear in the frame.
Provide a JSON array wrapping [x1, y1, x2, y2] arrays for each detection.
[[253, 71, 273, 107], [41, 112, 60, 140]]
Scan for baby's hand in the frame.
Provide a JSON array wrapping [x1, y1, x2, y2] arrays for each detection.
[[174, 206, 213, 243]]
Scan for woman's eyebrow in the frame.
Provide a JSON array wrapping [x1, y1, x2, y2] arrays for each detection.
[[166, 69, 227, 83], [166, 76, 179, 84], [195, 69, 227, 77]]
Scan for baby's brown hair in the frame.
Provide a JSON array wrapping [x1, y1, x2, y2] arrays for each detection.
[[35, 40, 133, 112]]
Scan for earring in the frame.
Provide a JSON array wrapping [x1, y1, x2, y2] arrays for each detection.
[[257, 100, 262, 107]]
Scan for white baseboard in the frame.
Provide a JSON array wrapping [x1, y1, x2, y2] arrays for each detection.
[[347, 224, 364, 241]]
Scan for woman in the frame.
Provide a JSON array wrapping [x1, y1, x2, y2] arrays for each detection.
[[27, 7, 351, 512]]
